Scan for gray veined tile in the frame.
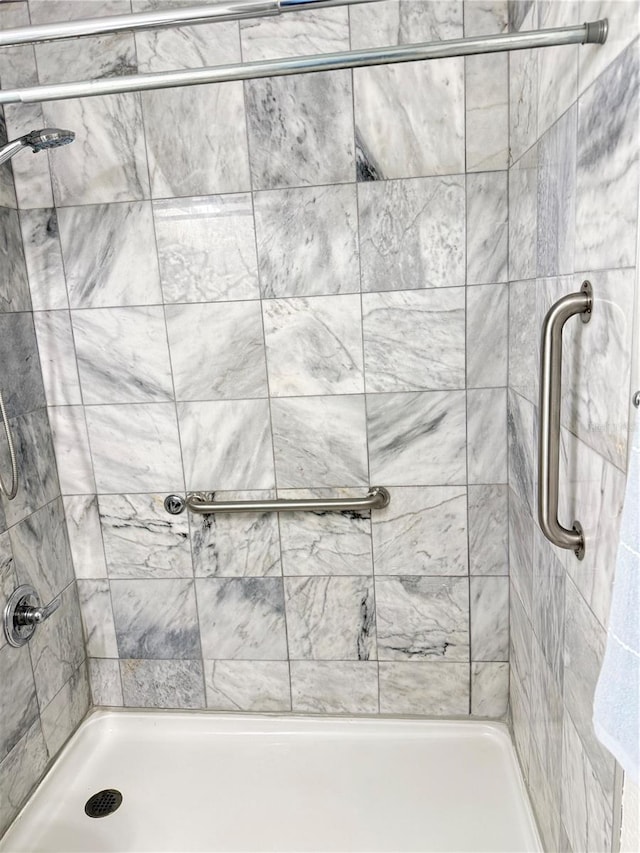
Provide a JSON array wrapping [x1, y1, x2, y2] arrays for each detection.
[[290, 661, 378, 714], [536, 1, 578, 137], [0, 533, 17, 650], [143, 83, 250, 198], [285, 576, 376, 661], [33, 311, 81, 406], [18, 210, 67, 312], [263, 295, 364, 397], [0, 313, 45, 419], [470, 576, 509, 662], [240, 7, 349, 61], [0, 721, 49, 838], [509, 43, 538, 165], [0, 208, 30, 313], [63, 495, 108, 579], [466, 171, 508, 285], [471, 662, 509, 718], [39, 663, 90, 759], [350, 0, 463, 50], [463, 1, 509, 36], [0, 1, 38, 92], [58, 202, 161, 309], [529, 637, 563, 834], [153, 194, 260, 304], [191, 490, 281, 578], [279, 488, 372, 577], [359, 176, 465, 292], [353, 59, 464, 181], [197, 577, 287, 660], [507, 389, 535, 514], [88, 658, 123, 707], [86, 403, 184, 494], [467, 388, 507, 485], [205, 661, 291, 712], [579, 0, 640, 96], [120, 659, 205, 710], [468, 485, 508, 576], [508, 279, 538, 406], [466, 284, 508, 389], [532, 526, 565, 683], [371, 486, 468, 576], [363, 288, 466, 392], [111, 579, 200, 660], [0, 643, 38, 763], [178, 399, 275, 492], [379, 662, 470, 715], [509, 488, 534, 619], [254, 184, 359, 299], [465, 53, 508, 172], [99, 493, 192, 579], [3, 104, 55, 210], [1, 409, 59, 530], [508, 145, 538, 282], [166, 301, 268, 402], [376, 577, 469, 661], [510, 585, 533, 711], [271, 396, 368, 489], [72, 306, 174, 405], [43, 95, 150, 206], [368, 390, 467, 486], [77, 580, 118, 658], [246, 70, 355, 189], [48, 406, 96, 495]]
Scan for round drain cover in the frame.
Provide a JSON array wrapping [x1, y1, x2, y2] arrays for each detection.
[[84, 789, 123, 818]]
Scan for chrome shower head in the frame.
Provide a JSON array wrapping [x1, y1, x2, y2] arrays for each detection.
[[0, 127, 75, 166]]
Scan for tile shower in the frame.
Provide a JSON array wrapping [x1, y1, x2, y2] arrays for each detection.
[[0, 0, 637, 850]]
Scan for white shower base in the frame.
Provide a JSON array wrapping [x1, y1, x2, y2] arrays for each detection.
[[1, 710, 541, 853]]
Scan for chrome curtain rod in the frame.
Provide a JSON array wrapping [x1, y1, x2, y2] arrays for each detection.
[[0, 0, 375, 47], [0, 20, 608, 105], [164, 488, 391, 515]]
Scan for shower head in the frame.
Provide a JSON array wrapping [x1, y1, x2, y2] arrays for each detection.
[[0, 127, 75, 166]]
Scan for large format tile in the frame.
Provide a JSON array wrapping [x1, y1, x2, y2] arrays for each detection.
[[0, 208, 30, 313], [579, 1, 640, 96], [466, 171, 508, 285], [507, 389, 535, 514], [88, 659, 124, 707], [0, 722, 49, 838], [263, 295, 364, 396], [33, 311, 81, 406], [271, 396, 368, 488], [466, 283, 508, 388], [279, 489, 372, 577], [58, 202, 161, 308], [362, 288, 465, 392], [575, 40, 639, 271], [48, 406, 95, 495], [467, 388, 507, 485], [86, 403, 184, 493], [246, 71, 354, 189], [63, 496, 108, 579], [0, 313, 45, 419], [376, 577, 469, 661], [371, 486, 468, 576], [508, 145, 538, 282], [18, 209, 67, 311], [509, 40, 538, 164], [178, 399, 274, 492], [99, 494, 192, 579], [290, 661, 378, 714], [166, 301, 268, 401], [0, 643, 38, 763], [39, 663, 90, 759], [10, 499, 74, 603], [468, 485, 508, 576], [359, 176, 465, 292], [471, 661, 509, 718], [120, 659, 205, 709], [240, 7, 349, 60], [111, 579, 200, 660], [285, 576, 376, 661], [3, 104, 54, 210], [204, 661, 291, 712], [465, 53, 508, 172], [379, 662, 470, 715], [536, 0, 579, 136], [153, 194, 259, 304], [470, 576, 509, 661], [72, 306, 173, 404], [77, 580, 118, 658], [254, 185, 359, 298], [190, 491, 281, 578], [196, 578, 287, 660]]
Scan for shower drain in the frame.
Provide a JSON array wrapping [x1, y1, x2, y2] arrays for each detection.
[[84, 789, 123, 818]]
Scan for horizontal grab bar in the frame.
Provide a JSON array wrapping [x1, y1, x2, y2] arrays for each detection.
[[164, 487, 390, 515], [537, 281, 593, 560], [0, 20, 608, 104]]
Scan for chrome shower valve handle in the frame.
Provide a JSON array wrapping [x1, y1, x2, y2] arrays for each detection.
[[3, 585, 61, 647]]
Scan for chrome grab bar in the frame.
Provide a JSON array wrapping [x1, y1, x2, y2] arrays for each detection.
[[538, 281, 593, 560], [164, 487, 390, 515]]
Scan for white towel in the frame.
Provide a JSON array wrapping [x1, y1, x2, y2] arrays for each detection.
[[593, 410, 640, 783]]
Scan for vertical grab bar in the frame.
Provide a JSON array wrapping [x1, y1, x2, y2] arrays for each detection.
[[538, 280, 593, 560]]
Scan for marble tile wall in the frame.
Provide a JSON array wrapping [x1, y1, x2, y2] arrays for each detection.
[[3, 0, 513, 723], [0, 7, 90, 834], [507, 2, 639, 851]]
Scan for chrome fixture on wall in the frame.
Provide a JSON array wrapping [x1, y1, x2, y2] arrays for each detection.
[[164, 487, 391, 515], [0, 127, 75, 165], [3, 585, 61, 647], [538, 281, 593, 560]]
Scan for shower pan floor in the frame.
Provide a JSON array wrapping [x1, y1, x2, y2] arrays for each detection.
[[1, 711, 541, 852]]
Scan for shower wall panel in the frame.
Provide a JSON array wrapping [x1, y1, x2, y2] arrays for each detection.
[[10, 0, 511, 718], [0, 5, 90, 837], [507, 1, 639, 850]]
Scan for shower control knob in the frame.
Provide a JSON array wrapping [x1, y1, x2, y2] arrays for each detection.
[[164, 494, 186, 515], [3, 585, 61, 647]]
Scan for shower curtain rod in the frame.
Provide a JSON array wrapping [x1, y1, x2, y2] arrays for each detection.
[[0, 20, 608, 105], [0, 0, 376, 47]]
